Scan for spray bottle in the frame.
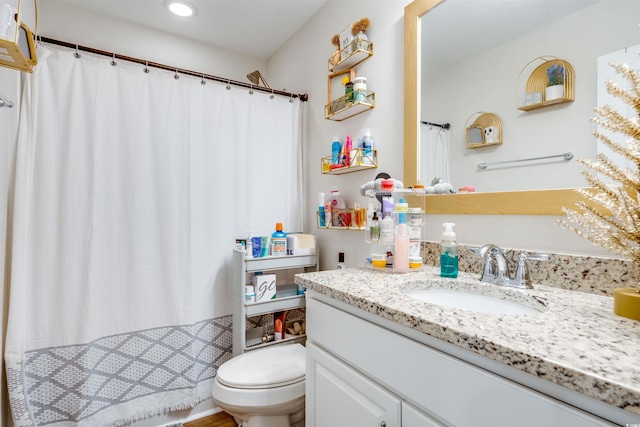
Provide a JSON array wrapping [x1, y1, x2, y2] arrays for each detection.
[[440, 223, 458, 278]]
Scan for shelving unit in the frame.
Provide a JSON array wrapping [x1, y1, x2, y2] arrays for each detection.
[[517, 56, 574, 111], [324, 89, 375, 121], [363, 188, 426, 273], [232, 248, 318, 356], [328, 38, 373, 73], [464, 112, 503, 149], [321, 148, 378, 174], [315, 208, 366, 230]]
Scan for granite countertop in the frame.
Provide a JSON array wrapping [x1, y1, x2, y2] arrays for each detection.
[[294, 267, 640, 417]]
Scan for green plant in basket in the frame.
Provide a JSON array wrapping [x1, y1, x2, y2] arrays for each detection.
[[547, 64, 565, 87]]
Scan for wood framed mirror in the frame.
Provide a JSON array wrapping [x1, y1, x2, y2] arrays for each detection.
[[403, 0, 588, 215]]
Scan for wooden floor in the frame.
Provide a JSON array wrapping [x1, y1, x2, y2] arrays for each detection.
[[184, 411, 237, 427]]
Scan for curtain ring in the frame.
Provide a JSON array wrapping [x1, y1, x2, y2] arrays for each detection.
[[249, 84, 254, 95], [201, 74, 206, 85], [74, 45, 81, 59], [174, 69, 179, 80], [226, 79, 231, 90], [143, 60, 149, 74], [289, 94, 294, 103], [270, 89, 275, 99], [110, 53, 117, 66]]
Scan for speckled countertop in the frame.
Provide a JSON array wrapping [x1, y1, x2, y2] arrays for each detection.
[[295, 267, 640, 418]]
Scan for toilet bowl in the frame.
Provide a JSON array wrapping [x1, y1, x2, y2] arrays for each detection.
[[212, 343, 306, 427]]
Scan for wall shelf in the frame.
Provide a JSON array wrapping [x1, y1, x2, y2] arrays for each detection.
[[324, 90, 375, 121], [321, 148, 378, 175], [328, 38, 373, 73], [517, 56, 574, 111], [464, 112, 503, 149], [316, 208, 366, 230]]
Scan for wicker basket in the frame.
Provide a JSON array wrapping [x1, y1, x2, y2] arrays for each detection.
[[464, 112, 502, 149], [518, 56, 574, 111]]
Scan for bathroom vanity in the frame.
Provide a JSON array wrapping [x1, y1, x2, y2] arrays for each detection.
[[295, 268, 640, 426]]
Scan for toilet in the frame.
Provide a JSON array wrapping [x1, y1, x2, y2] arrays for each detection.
[[212, 343, 306, 427]]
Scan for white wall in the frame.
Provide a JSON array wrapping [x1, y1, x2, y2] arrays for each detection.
[[269, 0, 411, 270], [422, 0, 640, 193]]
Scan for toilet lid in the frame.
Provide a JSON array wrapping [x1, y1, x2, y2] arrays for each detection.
[[217, 343, 306, 389]]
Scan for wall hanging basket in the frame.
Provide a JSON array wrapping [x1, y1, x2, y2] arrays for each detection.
[[464, 112, 503, 149], [517, 56, 574, 111]]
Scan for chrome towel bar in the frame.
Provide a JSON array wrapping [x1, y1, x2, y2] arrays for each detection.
[[477, 152, 573, 170]]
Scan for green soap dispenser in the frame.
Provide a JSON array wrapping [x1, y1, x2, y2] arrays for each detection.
[[440, 222, 458, 278]]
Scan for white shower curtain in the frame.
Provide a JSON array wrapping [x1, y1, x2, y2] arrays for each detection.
[[419, 125, 451, 185], [5, 45, 304, 426]]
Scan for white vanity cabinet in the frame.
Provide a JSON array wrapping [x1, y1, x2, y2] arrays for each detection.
[[307, 342, 401, 426], [305, 294, 614, 427]]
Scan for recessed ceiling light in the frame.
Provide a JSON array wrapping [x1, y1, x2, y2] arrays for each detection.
[[163, 0, 198, 17]]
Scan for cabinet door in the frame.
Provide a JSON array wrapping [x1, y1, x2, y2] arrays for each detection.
[[402, 402, 443, 427], [307, 342, 400, 427]]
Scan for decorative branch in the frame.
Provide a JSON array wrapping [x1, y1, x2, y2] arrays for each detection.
[[559, 62, 640, 273]]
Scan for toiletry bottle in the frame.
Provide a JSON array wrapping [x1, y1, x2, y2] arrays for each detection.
[[380, 209, 394, 243], [246, 231, 253, 258], [271, 223, 287, 257], [395, 198, 408, 225], [394, 222, 410, 271], [362, 128, 374, 164], [365, 200, 375, 242], [337, 252, 346, 269], [380, 179, 394, 219], [370, 211, 380, 243], [344, 135, 352, 165], [407, 208, 423, 258], [440, 222, 458, 278], [328, 186, 347, 227], [331, 136, 341, 164], [318, 193, 326, 227]]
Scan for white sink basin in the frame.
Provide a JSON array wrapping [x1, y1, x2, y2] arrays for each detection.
[[402, 288, 544, 315]]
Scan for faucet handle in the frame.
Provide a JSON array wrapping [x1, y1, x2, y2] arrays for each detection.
[[514, 253, 549, 288]]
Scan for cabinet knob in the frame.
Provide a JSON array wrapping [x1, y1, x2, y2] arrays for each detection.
[[380, 422, 386, 427]]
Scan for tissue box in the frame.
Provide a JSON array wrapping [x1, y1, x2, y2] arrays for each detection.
[[286, 234, 317, 255], [252, 273, 276, 302]]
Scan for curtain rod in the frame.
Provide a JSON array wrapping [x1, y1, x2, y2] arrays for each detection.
[[421, 120, 450, 130], [38, 36, 308, 102]]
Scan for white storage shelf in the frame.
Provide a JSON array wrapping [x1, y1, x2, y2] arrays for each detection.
[[232, 248, 318, 355]]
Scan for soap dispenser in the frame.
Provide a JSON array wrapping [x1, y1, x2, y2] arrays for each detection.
[[440, 222, 458, 278]]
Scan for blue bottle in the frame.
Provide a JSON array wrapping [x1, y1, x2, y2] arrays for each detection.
[[440, 223, 458, 278], [331, 136, 341, 164], [271, 223, 287, 257]]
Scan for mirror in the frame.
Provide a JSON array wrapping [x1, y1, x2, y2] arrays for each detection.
[[404, 0, 640, 214]]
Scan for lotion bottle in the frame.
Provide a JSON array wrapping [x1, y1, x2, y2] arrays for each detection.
[[331, 136, 341, 164], [380, 211, 394, 243], [440, 222, 458, 278], [271, 223, 287, 257], [394, 222, 409, 271]]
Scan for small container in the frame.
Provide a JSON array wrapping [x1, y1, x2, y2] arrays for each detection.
[[409, 257, 423, 269], [371, 253, 386, 268], [353, 76, 367, 102], [345, 81, 354, 102], [245, 285, 255, 303]]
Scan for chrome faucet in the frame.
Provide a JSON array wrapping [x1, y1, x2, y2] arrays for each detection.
[[473, 244, 548, 289]]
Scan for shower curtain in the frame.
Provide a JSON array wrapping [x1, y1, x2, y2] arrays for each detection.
[[5, 45, 304, 426], [419, 125, 451, 186]]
